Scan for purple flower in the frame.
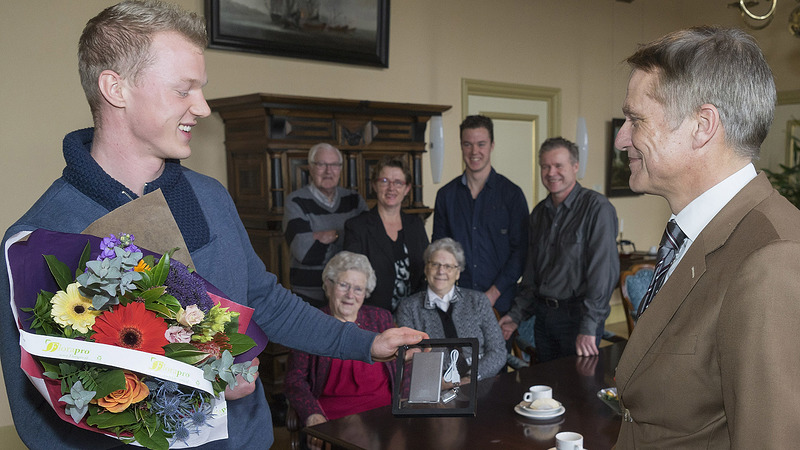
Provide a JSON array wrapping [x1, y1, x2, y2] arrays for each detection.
[[164, 259, 214, 313], [97, 233, 140, 260], [98, 234, 121, 260]]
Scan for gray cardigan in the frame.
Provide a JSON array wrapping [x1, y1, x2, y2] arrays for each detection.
[[395, 286, 506, 380]]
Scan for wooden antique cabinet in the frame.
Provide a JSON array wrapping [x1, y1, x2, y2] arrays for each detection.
[[209, 94, 450, 402], [209, 93, 451, 290]]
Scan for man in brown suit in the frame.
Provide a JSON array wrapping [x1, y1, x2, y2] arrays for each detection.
[[613, 26, 800, 448]]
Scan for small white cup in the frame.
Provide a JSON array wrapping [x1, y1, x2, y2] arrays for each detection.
[[555, 431, 583, 450], [523, 385, 553, 403]]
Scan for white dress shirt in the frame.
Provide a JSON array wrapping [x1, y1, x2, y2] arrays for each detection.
[[427, 286, 456, 312], [667, 163, 757, 280]]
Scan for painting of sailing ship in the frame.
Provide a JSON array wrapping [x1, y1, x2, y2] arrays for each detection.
[[206, 0, 390, 67]]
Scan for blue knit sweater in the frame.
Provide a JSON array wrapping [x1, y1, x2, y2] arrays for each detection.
[[0, 128, 377, 449]]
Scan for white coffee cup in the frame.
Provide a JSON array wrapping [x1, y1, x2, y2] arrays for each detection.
[[555, 431, 583, 450], [523, 385, 553, 403]]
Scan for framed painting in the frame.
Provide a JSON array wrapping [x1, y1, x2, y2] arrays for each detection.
[[205, 0, 390, 67], [606, 118, 640, 197], [787, 120, 800, 167]]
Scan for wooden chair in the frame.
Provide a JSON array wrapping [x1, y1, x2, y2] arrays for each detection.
[[619, 263, 655, 336], [493, 308, 537, 368], [286, 403, 303, 450]]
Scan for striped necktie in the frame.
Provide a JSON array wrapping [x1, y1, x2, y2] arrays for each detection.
[[637, 220, 686, 317]]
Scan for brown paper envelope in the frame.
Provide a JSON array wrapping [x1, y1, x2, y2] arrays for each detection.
[[81, 189, 194, 267]]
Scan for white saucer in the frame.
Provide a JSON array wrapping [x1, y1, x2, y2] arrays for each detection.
[[514, 401, 565, 419], [547, 448, 585, 450]]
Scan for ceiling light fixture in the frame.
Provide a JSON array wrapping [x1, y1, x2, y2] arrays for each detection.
[[729, 0, 800, 37], [729, 0, 777, 30]]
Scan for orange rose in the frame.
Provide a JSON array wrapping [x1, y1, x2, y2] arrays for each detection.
[[94, 371, 149, 413]]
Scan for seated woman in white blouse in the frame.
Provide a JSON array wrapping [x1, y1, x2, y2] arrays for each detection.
[[395, 238, 506, 382]]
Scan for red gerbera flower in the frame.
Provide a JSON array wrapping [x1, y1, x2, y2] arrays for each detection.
[[91, 301, 169, 355]]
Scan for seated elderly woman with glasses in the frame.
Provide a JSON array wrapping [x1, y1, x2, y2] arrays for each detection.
[[284, 251, 396, 433], [396, 238, 506, 382], [344, 155, 429, 312]]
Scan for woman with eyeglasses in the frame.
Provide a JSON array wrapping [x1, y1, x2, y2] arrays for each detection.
[[344, 155, 429, 312], [396, 238, 506, 381], [285, 251, 396, 447]]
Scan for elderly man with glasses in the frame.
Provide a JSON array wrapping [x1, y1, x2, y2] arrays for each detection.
[[283, 143, 368, 307]]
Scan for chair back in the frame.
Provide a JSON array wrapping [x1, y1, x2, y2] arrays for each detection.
[[493, 308, 536, 367], [619, 264, 655, 336]]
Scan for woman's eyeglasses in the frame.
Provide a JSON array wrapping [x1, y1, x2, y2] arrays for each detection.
[[329, 279, 366, 296], [376, 178, 407, 188]]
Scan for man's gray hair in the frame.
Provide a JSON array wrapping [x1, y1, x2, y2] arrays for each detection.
[[308, 143, 343, 164], [626, 26, 775, 160]]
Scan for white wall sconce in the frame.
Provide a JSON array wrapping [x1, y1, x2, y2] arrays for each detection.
[[576, 117, 588, 179], [430, 115, 445, 183]]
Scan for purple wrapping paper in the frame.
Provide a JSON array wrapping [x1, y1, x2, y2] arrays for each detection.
[[7, 228, 267, 362]]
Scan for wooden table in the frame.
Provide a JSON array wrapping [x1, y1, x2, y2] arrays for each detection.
[[306, 342, 626, 450]]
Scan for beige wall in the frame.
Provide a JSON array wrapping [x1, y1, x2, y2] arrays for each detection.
[[1, 0, 798, 430]]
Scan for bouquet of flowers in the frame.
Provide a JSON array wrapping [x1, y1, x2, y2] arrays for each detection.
[[6, 228, 267, 449]]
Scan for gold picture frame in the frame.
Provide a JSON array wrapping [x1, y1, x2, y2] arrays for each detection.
[[206, 0, 390, 67]]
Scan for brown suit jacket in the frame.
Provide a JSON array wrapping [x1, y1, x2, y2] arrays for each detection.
[[615, 173, 800, 449]]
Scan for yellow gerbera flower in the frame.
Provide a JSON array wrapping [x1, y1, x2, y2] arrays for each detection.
[[50, 283, 100, 333]]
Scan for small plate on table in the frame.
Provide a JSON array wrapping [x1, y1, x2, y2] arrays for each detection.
[[514, 400, 565, 420], [597, 387, 621, 415]]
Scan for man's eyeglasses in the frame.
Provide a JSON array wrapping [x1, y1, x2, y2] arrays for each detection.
[[376, 178, 407, 188], [311, 162, 342, 170], [426, 262, 459, 272], [328, 279, 366, 296]]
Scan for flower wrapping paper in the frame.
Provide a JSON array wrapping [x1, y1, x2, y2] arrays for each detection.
[[4, 191, 268, 447]]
